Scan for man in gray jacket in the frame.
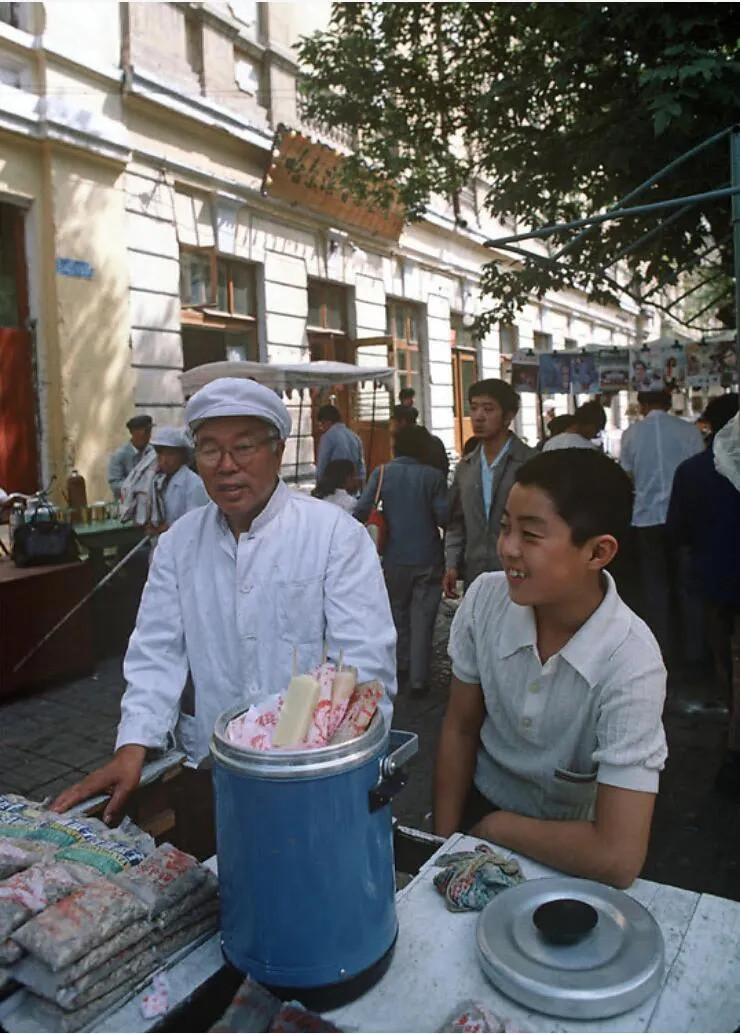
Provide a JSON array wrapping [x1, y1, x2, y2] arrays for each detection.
[[443, 379, 535, 596]]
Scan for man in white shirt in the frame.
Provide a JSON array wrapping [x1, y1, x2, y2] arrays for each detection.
[[434, 449, 667, 889], [52, 378, 396, 826], [619, 390, 703, 659]]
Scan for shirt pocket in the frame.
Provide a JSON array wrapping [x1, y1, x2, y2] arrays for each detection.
[[277, 576, 325, 644], [551, 766, 598, 809]]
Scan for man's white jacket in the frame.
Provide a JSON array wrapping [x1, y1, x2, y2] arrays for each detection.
[[116, 480, 397, 764]]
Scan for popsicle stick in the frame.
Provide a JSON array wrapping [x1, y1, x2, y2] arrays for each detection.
[[338, 649, 344, 672], [292, 646, 298, 677]]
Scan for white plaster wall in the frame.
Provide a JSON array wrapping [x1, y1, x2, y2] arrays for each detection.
[[124, 168, 185, 421]]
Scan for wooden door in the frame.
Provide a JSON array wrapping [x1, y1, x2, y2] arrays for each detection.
[[451, 348, 478, 455], [0, 202, 37, 492], [308, 332, 356, 462]]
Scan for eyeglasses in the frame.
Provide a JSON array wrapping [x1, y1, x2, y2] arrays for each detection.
[[195, 433, 279, 469]]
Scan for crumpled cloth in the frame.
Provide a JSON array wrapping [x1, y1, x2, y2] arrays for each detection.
[[209, 974, 343, 1032], [433, 844, 524, 912], [440, 998, 530, 1032]]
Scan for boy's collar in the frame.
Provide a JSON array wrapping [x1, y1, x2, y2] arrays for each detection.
[[496, 572, 630, 686]]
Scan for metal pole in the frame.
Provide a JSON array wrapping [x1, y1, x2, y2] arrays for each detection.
[[731, 126, 740, 372], [295, 389, 304, 485], [12, 535, 151, 673], [485, 184, 740, 248]]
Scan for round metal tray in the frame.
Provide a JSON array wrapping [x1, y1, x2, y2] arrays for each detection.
[[476, 877, 664, 1020]]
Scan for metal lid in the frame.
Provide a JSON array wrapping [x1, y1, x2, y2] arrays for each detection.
[[476, 877, 664, 1020], [210, 705, 388, 779]]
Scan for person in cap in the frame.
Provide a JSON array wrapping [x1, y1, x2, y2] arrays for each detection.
[[315, 404, 366, 484], [51, 377, 397, 833], [107, 414, 155, 500], [146, 426, 209, 538]]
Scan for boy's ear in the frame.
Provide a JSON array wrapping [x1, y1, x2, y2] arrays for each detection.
[[585, 534, 618, 570]]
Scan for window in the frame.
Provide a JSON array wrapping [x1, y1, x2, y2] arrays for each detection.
[[0, 3, 22, 28], [180, 248, 259, 370], [180, 249, 257, 318], [235, 54, 261, 98], [499, 323, 519, 356], [564, 337, 578, 350], [533, 331, 553, 352], [307, 280, 348, 333], [387, 299, 424, 413]]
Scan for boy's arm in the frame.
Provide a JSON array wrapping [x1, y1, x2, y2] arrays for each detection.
[[443, 469, 466, 595], [433, 676, 486, 838], [470, 782, 655, 889]]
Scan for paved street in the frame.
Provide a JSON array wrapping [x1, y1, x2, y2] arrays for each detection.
[[1, 601, 738, 900]]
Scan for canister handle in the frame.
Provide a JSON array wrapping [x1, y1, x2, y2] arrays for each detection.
[[368, 730, 418, 813], [382, 729, 419, 777]]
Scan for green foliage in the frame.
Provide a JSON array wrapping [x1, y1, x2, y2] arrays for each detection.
[[298, 3, 740, 327]]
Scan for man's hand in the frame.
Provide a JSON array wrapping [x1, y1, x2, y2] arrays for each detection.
[[442, 568, 460, 598], [50, 745, 146, 825]]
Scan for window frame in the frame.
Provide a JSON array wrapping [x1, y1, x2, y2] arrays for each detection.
[[307, 279, 349, 334], [386, 298, 424, 413]]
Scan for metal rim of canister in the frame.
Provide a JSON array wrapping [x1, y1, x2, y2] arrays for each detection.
[[210, 706, 389, 779]]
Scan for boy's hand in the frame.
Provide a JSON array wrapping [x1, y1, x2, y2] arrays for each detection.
[[50, 745, 146, 825], [442, 568, 459, 598]]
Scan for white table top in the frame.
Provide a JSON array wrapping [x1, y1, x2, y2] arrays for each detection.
[[2, 839, 739, 1033], [326, 834, 740, 1034]]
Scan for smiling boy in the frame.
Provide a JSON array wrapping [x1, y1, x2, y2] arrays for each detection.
[[434, 450, 667, 888]]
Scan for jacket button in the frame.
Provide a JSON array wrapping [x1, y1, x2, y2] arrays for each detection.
[[521, 717, 532, 728]]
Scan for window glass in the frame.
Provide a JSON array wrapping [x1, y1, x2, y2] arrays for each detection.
[[460, 356, 477, 417], [307, 284, 321, 327], [409, 349, 420, 374], [325, 285, 345, 331], [394, 309, 405, 339], [499, 323, 519, 355], [408, 309, 419, 342], [217, 260, 229, 312], [0, 203, 19, 326], [180, 251, 211, 306], [231, 263, 254, 316]]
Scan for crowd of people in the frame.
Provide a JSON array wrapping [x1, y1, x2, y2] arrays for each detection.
[[49, 373, 739, 886]]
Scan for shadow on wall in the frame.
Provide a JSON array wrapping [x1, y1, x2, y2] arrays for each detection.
[[52, 167, 137, 502]]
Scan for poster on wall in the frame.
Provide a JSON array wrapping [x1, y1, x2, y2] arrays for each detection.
[[630, 346, 665, 391], [705, 339, 738, 388], [661, 346, 687, 391], [596, 349, 631, 391], [537, 353, 572, 394], [511, 351, 539, 393], [569, 352, 599, 394]]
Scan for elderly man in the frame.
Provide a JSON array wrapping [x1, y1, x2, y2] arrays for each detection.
[[107, 414, 155, 500], [53, 378, 396, 826]]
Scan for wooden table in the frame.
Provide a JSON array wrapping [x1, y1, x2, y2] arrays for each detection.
[[72, 520, 147, 583], [0, 558, 94, 696]]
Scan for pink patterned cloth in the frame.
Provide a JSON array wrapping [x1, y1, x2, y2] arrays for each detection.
[[225, 666, 378, 752]]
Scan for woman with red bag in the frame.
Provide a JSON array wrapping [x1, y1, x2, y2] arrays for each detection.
[[354, 425, 449, 697]]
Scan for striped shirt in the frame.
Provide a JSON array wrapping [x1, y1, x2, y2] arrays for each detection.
[[448, 572, 667, 820]]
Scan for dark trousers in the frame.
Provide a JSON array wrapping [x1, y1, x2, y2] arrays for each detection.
[[383, 562, 442, 689], [460, 784, 500, 833], [634, 525, 673, 662]]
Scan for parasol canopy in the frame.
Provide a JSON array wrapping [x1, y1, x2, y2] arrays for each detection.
[[181, 360, 395, 397]]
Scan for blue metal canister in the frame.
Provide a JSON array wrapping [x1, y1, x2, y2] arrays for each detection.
[[210, 709, 417, 1008]]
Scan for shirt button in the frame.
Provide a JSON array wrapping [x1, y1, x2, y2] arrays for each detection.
[[240, 584, 252, 594], [529, 683, 540, 693], [521, 717, 532, 728]]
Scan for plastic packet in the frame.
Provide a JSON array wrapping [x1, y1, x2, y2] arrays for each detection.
[[440, 1000, 530, 1033], [110, 843, 206, 915], [330, 681, 383, 743], [0, 862, 86, 940], [12, 878, 147, 971], [0, 839, 53, 880]]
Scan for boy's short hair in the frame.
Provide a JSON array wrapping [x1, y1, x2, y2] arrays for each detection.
[[468, 378, 520, 415], [574, 400, 607, 432], [391, 403, 418, 425], [394, 424, 430, 462], [514, 450, 633, 546], [317, 403, 342, 424], [399, 387, 416, 401], [637, 390, 671, 409]]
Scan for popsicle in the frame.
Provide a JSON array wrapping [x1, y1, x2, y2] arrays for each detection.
[[272, 675, 320, 747], [331, 666, 357, 707]]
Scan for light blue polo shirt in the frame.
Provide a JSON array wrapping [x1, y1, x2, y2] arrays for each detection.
[[480, 438, 511, 516]]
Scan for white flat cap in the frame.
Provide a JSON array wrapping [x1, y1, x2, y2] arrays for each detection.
[[185, 377, 291, 440], [150, 426, 192, 450]]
